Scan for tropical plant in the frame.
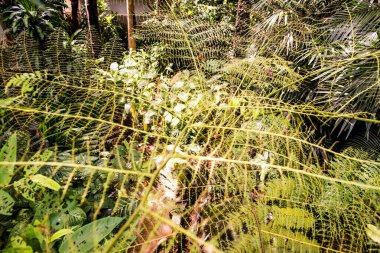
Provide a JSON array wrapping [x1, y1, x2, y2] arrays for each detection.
[[98, 0, 125, 41], [2, 0, 67, 41], [247, 0, 380, 138], [173, 0, 236, 22]]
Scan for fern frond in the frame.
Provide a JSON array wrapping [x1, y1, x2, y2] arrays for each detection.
[[137, 14, 233, 68]]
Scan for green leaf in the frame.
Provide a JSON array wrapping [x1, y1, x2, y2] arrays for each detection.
[[59, 217, 124, 253], [23, 15, 29, 28], [0, 190, 15, 215], [12, 19, 20, 33], [5, 236, 33, 253], [50, 229, 73, 243], [0, 97, 20, 106], [24, 224, 44, 247], [0, 133, 17, 186], [229, 97, 241, 107], [44, 20, 54, 30], [30, 174, 60, 191], [7, 12, 17, 20], [50, 202, 86, 230], [367, 224, 380, 244], [35, 26, 44, 40], [14, 178, 41, 202], [24, 150, 53, 176]]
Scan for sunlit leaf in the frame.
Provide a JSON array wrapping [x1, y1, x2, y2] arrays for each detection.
[[30, 174, 60, 191], [50, 229, 73, 243], [367, 224, 380, 244], [59, 217, 124, 253], [0, 133, 17, 186], [0, 190, 15, 215]]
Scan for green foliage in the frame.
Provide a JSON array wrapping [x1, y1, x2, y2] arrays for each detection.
[[0, 133, 17, 186], [222, 56, 301, 94], [29, 174, 60, 191], [98, 0, 125, 41], [3, 236, 34, 253], [0, 133, 129, 252], [10, 149, 56, 202], [1, 1, 380, 253], [173, 0, 236, 22], [249, 0, 380, 137], [59, 217, 123, 253], [0, 190, 15, 216], [138, 14, 232, 68], [50, 229, 73, 243], [367, 224, 380, 244], [2, 0, 67, 41]]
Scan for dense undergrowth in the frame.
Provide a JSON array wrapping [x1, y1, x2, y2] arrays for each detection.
[[1, 0, 380, 252]]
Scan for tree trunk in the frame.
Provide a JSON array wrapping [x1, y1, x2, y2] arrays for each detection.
[[87, 0, 99, 31], [234, 0, 251, 57], [0, 16, 11, 43], [0, 22, 4, 40], [70, 0, 81, 33], [127, 0, 136, 52]]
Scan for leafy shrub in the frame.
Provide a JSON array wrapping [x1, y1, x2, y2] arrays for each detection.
[[2, 0, 67, 41]]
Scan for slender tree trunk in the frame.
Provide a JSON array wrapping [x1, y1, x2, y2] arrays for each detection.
[[127, 0, 136, 52], [84, 0, 99, 57], [234, 0, 251, 57], [0, 17, 12, 43], [71, 0, 81, 32], [0, 22, 4, 40], [87, 0, 99, 31]]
